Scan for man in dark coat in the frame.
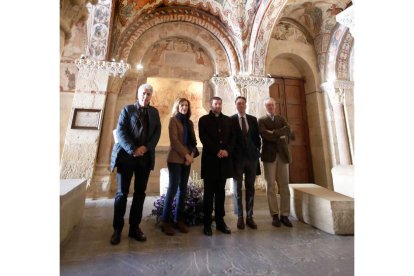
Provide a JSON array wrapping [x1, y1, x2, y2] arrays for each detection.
[[231, 96, 261, 230], [110, 83, 161, 245], [198, 96, 235, 236]]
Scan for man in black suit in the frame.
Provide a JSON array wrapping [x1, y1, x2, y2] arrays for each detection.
[[199, 96, 235, 236], [109, 83, 161, 245], [231, 96, 261, 230]]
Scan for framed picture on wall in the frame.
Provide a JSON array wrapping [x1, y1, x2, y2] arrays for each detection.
[[71, 108, 102, 130]]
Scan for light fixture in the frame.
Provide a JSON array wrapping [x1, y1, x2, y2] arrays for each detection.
[[136, 64, 143, 70], [74, 55, 131, 78]]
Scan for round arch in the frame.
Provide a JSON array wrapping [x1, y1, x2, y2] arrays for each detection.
[[266, 46, 332, 188], [324, 23, 352, 82], [113, 6, 240, 76]]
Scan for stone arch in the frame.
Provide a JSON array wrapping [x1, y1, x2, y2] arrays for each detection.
[[336, 30, 354, 80], [266, 39, 320, 92], [248, 0, 288, 76], [113, 6, 240, 76], [325, 23, 350, 82], [127, 22, 230, 80], [266, 46, 333, 189]]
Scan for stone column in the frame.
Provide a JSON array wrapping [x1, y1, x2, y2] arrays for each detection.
[[321, 81, 352, 165], [60, 68, 109, 187], [90, 87, 120, 196]]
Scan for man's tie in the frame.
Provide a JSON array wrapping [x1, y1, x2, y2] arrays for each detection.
[[241, 117, 248, 136]]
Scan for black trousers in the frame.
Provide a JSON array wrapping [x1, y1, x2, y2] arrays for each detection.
[[113, 151, 150, 231], [232, 157, 258, 218], [203, 177, 226, 227]]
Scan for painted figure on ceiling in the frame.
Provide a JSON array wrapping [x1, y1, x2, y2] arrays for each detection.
[[65, 68, 76, 90], [299, 2, 323, 35]]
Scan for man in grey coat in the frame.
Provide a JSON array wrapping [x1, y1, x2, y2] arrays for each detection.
[[110, 83, 161, 245]]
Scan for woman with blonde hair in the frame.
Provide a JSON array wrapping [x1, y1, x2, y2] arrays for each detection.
[[161, 98, 199, 235]]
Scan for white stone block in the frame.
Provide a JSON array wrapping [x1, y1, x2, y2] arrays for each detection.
[[289, 183, 354, 235], [332, 165, 354, 198], [60, 179, 87, 243]]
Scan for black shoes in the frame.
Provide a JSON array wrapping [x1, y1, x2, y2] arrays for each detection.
[[204, 222, 231, 235], [280, 216, 293, 227], [246, 217, 258, 229], [110, 229, 122, 245], [237, 216, 245, 230], [272, 215, 293, 227], [128, 227, 147, 242], [272, 215, 281, 227], [203, 225, 212, 236], [216, 222, 231, 234]]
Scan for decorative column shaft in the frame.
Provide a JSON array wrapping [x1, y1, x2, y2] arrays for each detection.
[[321, 81, 352, 165]]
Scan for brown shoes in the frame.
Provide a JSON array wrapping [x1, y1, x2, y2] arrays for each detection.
[[161, 222, 175, 236], [237, 216, 245, 229], [246, 217, 258, 229], [176, 220, 189, 233]]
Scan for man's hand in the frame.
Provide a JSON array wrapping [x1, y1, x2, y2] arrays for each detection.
[[217, 149, 229, 158], [133, 145, 147, 157]]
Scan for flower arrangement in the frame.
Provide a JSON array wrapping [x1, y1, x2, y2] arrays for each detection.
[[150, 171, 204, 226]]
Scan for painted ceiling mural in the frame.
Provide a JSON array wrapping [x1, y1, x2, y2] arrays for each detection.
[[115, 0, 263, 60], [104, 0, 352, 77], [280, 0, 348, 38]]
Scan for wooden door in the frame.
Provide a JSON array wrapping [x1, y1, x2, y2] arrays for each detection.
[[269, 78, 313, 183]]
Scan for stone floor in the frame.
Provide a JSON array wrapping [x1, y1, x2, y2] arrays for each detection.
[[60, 192, 354, 275]]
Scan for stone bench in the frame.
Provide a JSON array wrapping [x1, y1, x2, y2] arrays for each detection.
[[289, 183, 354, 235], [60, 179, 87, 243]]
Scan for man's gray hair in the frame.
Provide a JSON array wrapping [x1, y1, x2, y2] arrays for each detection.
[[263, 97, 275, 106], [137, 83, 154, 96]]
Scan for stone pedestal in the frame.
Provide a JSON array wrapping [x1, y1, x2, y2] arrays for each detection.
[[60, 178, 87, 243], [289, 183, 354, 235]]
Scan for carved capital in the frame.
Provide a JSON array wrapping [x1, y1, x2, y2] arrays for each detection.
[[211, 75, 274, 98], [321, 81, 345, 105], [334, 80, 354, 90], [232, 75, 275, 88]]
